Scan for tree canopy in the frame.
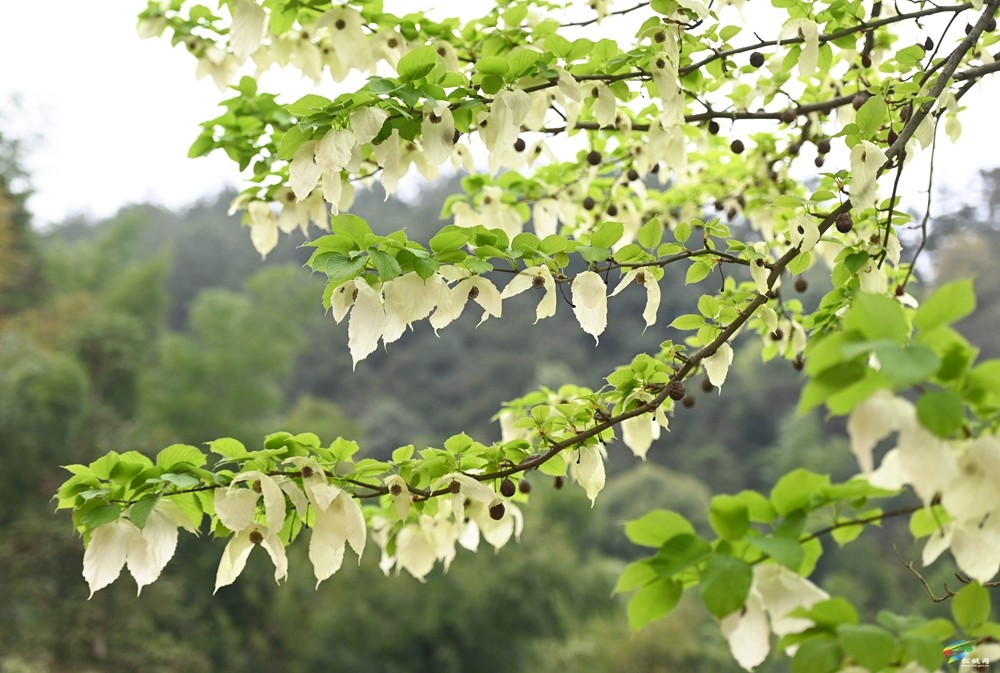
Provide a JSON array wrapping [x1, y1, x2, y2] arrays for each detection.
[[52, 1, 1000, 671]]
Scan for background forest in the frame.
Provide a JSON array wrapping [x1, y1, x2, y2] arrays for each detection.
[[2, 127, 999, 673]]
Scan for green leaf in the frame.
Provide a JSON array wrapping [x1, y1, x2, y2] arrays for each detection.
[[952, 582, 991, 630], [625, 510, 695, 548], [747, 536, 804, 570], [325, 253, 367, 284], [685, 260, 712, 285], [208, 437, 249, 460], [709, 494, 750, 541], [161, 473, 200, 489], [614, 559, 657, 593], [855, 95, 888, 138], [276, 125, 308, 160], [914, 278, 976, 331], [638, 218, 663, 250], [369, 249, 402, 281], [843, 294, 908, 342], [80, 503, 123, 530], [591, 221, 624, 249], [129, 494, 161, 530], [330, 214, 373, 243], [700, 554, 753, 618], [673, 221, 692, 243], [628, 577, 682, 630], [770, 469, 829, 516], [795, 597, 860, 627], [156, 444, 206, 470], [285, 93, 333, 117], [916, 390, 964, 438], [669, 313, 705, 330], [649, 534, 711, 577], [476, 56, 509, 76], [838, 624, 896, 672], [790, 637, 843, 673], [873, 343, 940, 389], [397, 45, 440, 81]]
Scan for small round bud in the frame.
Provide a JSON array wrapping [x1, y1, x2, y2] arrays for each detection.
[[390, 483, 403, 496], [792, 355, 804, 371], [301, 466, 314, 479], [587, 150, 602, 166], [794, 277, 808, 293], [436, 46, 448, 57], [861, 53, 872, 68], [531, 274, 546, 288], [627, 168, 640, 182], [518, 480, 532, 494], [814, 156, 825, 168], [499, 478, 516, 498], [771, 329, 784, 341], [788, 142, 801, 156], [667, 381, 686, 401], [468, 286, 480, 300], [895, 284, 905, 297], [835, 212, 854, 234], [489, 502, 506, 520], [249, 530, 264, 545], [650, 163, 660, 174], [780, 109, 796, 124], [429, 113, 441, 124], [852, 92, 869, 111], [635, 272, 646, 286], [553, 475, 565, 490], [449, 480, 461, 494], [682, 395, 696, 409], [334, 18, 347, 30], [708, 120, 720, 135], [924, 36, 935, 51], [655, 58, 666, 70], [583, 196, 596, 210], [817, 138, 832, 154], [701, 378, 715, 393], [387, 37, 399, 48], [513, 137, 526, 152], [887, 130, 898, 145], [653, 31, 666, 43], [606, 204, 619, 217], [730, 139, 745, 154], [749, 51, 765, 68], [252, 481, 262, 493]]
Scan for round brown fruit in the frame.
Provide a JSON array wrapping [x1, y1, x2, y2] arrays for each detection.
[[731, 139, 745, 154], [794, 277, 808, 293], [749, 51, 765, 68], [500, 478, 516, 498], [667, 381, 686, 401], [836, 212, 854, 234]]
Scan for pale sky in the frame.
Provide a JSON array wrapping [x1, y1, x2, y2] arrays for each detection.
[[1, 2, 998, 227]]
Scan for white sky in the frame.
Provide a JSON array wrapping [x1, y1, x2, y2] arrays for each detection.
[[0, 1, 998, 227]]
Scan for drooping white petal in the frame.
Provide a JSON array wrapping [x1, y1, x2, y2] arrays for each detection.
[[231, 472, 286, 532], [289, 140, 321, 201], [501, 267, 557, 323], [896, 423, 959, 506], [780, 19, 819, 77], [260, 527, 289, 584], [422, 106, 456, 166], [229, 0, 266, 61], [868, 448, 905, 490], [126, 505, 181, 594], [247, 201, 279, 258], [395, 517, 438, 581], [943, 437, 1000, 522], [951, 515, 1000, 583], [331, 491, 367, 558], [704, 343, 735, 388], [720, 589, 770, 671], [847, 390, 906, 473], [83, 520, 134, 598], [572, 444, 607, 505], [349, 106, 390, 145], [214, 487, 260, 533], [533, 199, 560, 238], [315, 129, 356, 175], [384, 475, 412, 520], [348, 278, 387, 368], [214, 528, 256, 592], [622, 414, 655, 460], [373, 129, 402, 198], [850, 141, 888, 212], [466, 277, 502, 325], [755, 564, 828, 636], [571, 271, 608, 342], [310, 507, 347, 587], [750, 259, 770, 295]]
